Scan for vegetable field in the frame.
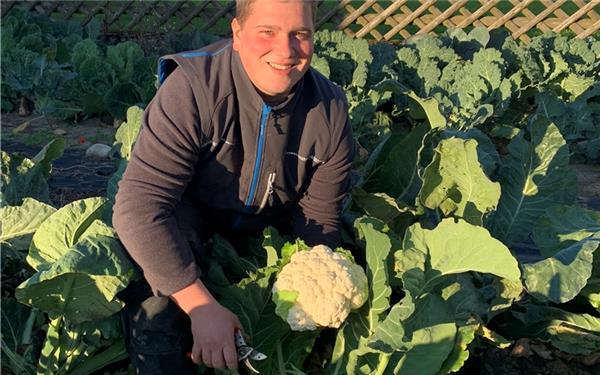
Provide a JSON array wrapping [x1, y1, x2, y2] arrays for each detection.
[[2, 7, 600, 375]]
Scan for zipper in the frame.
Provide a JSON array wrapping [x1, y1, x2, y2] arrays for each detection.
[[256, 172, 276, 214], [245, 103, 271, 206]]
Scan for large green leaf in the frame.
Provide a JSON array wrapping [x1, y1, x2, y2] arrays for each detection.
[[580, 246, 600, 312], [388, 295, 456, 375], [27, 197, 107, 270], [532, 205, 600, 257], [368, 295, 415, 353], [487, 118, 577, 245], [328, 218, 395, 374], [419, 138, 501, 225], [440, 275, 489, 323], [402, 218, 521, 296], [419, 128, 500, 177], [0, 198, 56, 244], [354, 217, 393, 330], [366, 123, 429, 204], [391, 324, 456, 375], [523, 237, 599, 303], [510, 304, 600, 354], [16, 233, 134, 323], [374, 79, 446, 128]]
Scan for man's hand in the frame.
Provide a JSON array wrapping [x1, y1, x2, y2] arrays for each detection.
[[171, 279, 242, 370]]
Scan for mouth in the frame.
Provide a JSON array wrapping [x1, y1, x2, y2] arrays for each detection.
[[267, 62, 297, 71]]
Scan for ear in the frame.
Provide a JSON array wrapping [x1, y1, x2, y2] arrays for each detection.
[[231, 18, 242, 51]]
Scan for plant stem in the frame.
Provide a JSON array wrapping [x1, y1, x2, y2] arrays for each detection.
[[277, 340, 286, 374]]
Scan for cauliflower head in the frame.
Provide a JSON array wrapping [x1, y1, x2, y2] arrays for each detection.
[[272, 245, 368, 331]]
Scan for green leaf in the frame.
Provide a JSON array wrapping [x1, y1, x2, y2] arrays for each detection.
[[510, 304, 600, 354], [368, 295, 415, 352], [560, 73, 595, 101], [104, 82, 140, 120], [440, 275, 489, 323], [261, 226, 283, 266], [422, 128, 500, 177], [0, 302, 39, 375], [532, 205, 600, 257], [310, 54, 330, 78], [392, 322, 456, 375], [210, 234, 259, 279], [402, 219, 521, 295], [354, 217, 393, 330], [438, 323, 478, 374], [31, 138, 65, 178], [27, 197, 107, 270], [1, 151, 49, 207], [390, 295, 456, 375], [487, 118, 577, 245], [16, 233, 134, 323], [366, 123, 429, 204], [523, 237, 599, 303], [476, 325, 512, 348], [351, 188, 407, 225], [0, 198, 56, 243], [488, 277, 524, 319], [313, 30, 372, 89], [329, 218, 394, 374], [104, 158, 127, 225], [112, 105, 144, 160], [272, 290, 298, 323], [374, 80, 446, 127], [219, 264, 317, 374], [419, 138, 501, 225]]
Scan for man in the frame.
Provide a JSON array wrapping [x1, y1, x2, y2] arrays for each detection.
[[113, 0, 354, 372]]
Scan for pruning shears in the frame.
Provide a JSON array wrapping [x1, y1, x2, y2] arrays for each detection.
[[235, 329, 267, 373], [186, 330, 267, 373]]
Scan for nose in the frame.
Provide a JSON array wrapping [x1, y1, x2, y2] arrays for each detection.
[[274, 34, 297, 58]]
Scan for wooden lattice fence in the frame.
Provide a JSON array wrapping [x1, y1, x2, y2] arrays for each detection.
[[1, 0, 599, 43]]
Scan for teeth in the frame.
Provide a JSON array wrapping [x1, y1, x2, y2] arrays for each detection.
[[269, 62, 293, 70]]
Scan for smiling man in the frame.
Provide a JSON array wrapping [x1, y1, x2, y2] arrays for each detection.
[[113, 0, 354, 373]]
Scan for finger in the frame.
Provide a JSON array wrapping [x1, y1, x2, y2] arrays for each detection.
[[201, 348, 212, 368], [224, 343, 238, 370], [211, 350, 226, 370], [190, 346, 202, 365]]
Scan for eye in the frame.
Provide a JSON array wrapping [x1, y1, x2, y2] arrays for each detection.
[[260, 29, 274, 37], [295, 31, 312, 41]]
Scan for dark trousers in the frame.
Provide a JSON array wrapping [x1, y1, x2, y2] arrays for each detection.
[[120, 279, 197, 374], [118, 200, 212, 375]]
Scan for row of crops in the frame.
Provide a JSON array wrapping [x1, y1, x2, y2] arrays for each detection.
[[2, 6, 600, 375]]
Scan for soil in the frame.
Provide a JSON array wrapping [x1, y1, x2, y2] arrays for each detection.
[[1, 112, 119, 206], [2, 111, 599, 374]]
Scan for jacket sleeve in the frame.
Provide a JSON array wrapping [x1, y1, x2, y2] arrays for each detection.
[[292, 97, 354, 248], [113, 67, 205, 296]]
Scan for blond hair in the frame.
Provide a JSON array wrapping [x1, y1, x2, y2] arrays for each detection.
[[235, 0, 317, 25]]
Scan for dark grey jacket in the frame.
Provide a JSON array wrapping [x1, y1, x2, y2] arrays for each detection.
[[113, 40, 354, 295]]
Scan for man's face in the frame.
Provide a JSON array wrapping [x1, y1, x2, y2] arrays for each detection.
[[232, 0, 314, 101]]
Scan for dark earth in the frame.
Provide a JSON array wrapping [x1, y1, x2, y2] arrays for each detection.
[[2, 112, 599, 374]]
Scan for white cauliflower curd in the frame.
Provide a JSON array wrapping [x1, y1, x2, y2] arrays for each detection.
[[272, 245, 369, 331]]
